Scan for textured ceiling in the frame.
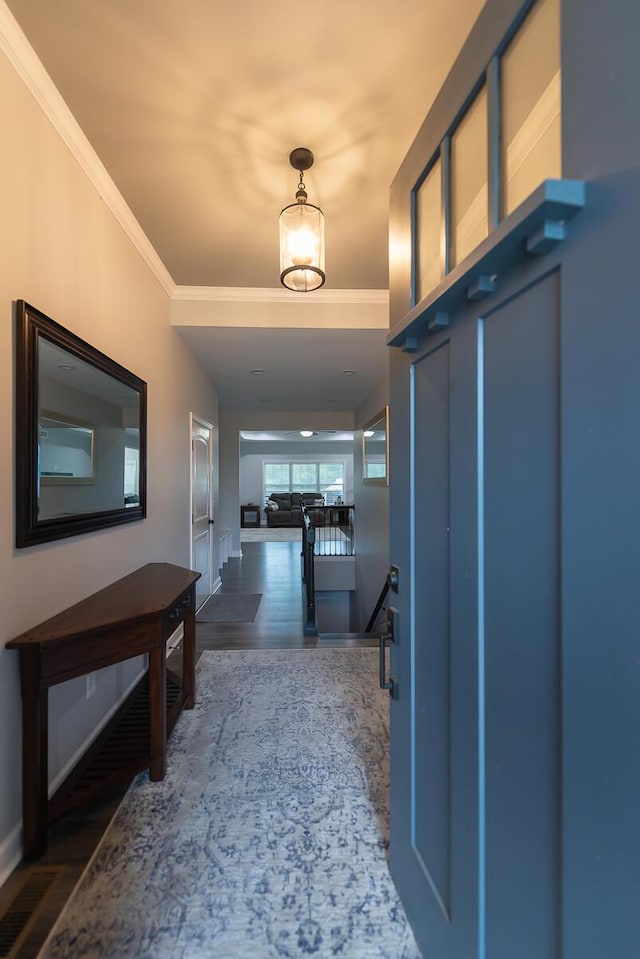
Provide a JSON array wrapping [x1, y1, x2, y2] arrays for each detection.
[[6, 0, 484, 411], [6, 0, 483, 291]]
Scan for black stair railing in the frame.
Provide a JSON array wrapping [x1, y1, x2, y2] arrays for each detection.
[[364, 566, 400, 634], [365, 578, 390, 634], [302, 509, 396, 640], [301, 505, 357, 636], [301, 513, 317, 635], [309, 504, 355, 556]]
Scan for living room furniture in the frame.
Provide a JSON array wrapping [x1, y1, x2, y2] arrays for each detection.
[[7, 562, 199, 859], [240, 504, 261, 528], [265, 491, 303, 526], [265, 492, 327, 527]]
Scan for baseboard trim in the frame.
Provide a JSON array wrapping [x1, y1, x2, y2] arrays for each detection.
[[0, 667, 146, 885], [0, 822, 22, 888], [212, 576, 222, 594], [48, 668, 146, 799]]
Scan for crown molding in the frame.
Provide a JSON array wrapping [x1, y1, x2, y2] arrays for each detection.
[[172, 286, 389, 304], [0, 1, 175, 297], [1, 3, 390, 309]]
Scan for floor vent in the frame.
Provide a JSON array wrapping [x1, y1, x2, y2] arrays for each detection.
[[0, 867, 63, 958]]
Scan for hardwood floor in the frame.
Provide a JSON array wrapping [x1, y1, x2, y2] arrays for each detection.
[[198, 541, 375, 650], [0, 541, 373, 958]]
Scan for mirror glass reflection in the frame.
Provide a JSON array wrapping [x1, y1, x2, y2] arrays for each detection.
[[37, 338, 142, 520], [362, 407, 389, 485], [40, 412, 95, 484]]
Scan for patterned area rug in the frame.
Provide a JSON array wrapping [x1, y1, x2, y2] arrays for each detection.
[[39, 650, 421, 959]]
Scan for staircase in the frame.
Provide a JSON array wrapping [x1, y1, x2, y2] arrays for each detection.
[[302, 507, 388, 640]]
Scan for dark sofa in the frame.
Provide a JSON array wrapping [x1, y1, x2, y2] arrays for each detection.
[[265, 492, 325, 527]]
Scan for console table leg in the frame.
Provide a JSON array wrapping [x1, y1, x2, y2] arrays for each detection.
[[148, 646, 167, 781], [20, 655, 49, 859]]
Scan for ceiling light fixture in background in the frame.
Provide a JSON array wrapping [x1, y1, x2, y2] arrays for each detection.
[[299, 430, 315, 437], [279, 148, 325, 293]]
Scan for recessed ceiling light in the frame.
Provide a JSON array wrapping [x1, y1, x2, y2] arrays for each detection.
[[250, 369, 266, 375], [364, 430, 375, 438], [341, 369, 356, 376], [300, 430, 315, 437]]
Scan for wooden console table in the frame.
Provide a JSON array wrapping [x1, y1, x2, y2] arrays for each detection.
[[7, 562, 200, 859]]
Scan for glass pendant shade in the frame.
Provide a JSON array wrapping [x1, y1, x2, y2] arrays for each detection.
[[279, 199, 325, 292]]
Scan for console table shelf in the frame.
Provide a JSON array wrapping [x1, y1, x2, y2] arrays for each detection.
[[48, 669, 183, 825], [7, 562, 200, 859]]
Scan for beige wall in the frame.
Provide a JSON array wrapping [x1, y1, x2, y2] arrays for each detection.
[[0, 45, 218, 874]]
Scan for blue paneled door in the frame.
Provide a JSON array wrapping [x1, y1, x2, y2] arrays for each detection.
[[389, 272, 562, 959]]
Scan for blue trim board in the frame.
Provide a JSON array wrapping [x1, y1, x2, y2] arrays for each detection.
[[387, 179, 585, 348], [441, 137, 451, 277], [409, 362, 417, 846], [476, 319, 487, 959], [410, 184, 419, 308], [486, 57, 501, 230]]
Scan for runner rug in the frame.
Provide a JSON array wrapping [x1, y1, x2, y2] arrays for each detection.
[[196, 592, 262, 623], [38, 649, 421, 959]]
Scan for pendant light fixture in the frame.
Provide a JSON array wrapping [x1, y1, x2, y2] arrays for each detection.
[[279, 147, 325, 292]]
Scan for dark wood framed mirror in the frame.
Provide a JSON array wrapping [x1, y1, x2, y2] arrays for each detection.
[[15, 300, 147, 547]]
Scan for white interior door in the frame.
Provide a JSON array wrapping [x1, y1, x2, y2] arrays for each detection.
[[191, 415, 213, 610]]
